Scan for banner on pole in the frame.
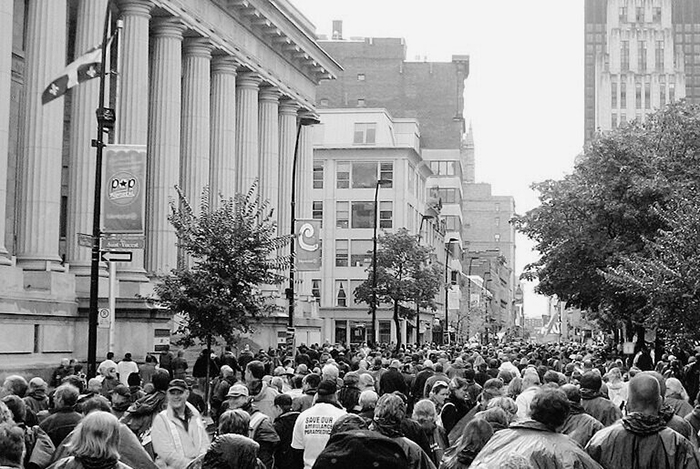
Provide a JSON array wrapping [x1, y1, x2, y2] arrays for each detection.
[[295, 219, 321, 271], [102, 145, 146, 234]]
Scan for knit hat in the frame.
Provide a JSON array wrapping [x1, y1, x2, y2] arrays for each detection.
[[317, 380, 338, 396], [312, 430, 408, 469], [579, 372, 602, 392]]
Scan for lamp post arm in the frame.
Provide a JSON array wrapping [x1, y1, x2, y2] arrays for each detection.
[[287, 121, 303, 329]]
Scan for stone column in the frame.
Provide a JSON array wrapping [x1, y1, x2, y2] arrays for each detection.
[[277, 99, 299, 239], [258, 87, 280, 215], [210, 55, 237, 205], [235, 72, 261, 194], [0, 0, 14, 265], [180, 38, 212, 214], [146, 18, 185, 276], [16, 0, 67, 270], [115, 0, 152, 285], [296, 119, 314, 219], [66, 0, 108, 279]]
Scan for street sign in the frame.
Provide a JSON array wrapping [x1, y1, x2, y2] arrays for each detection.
[[101, 251, 132, 263], [101, 234, 145, 250], [77, 233, 94, 248], [98, 308, 110, 329]]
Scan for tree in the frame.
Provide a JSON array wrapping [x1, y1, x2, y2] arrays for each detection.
[[354, 228, 441, 349], [154, 183, 290, 349], [513, 101, 700, 341]]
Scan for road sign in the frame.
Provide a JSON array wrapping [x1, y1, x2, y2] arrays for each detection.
[[101, 234, 144, 250], [98, 308, 110, 329], [101, 251, 132, 263]]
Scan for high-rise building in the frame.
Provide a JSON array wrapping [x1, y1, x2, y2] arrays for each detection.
[[584, 0, 700, 143]]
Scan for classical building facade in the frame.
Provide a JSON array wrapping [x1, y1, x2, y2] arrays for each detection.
[[0, 0, 341, 374], [584, 0, 700, 142]]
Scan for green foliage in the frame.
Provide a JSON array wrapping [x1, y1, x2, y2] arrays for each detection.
[[153, 183, 290, 348], [513, 101, 700, 334], [354, 228, 441, 347]]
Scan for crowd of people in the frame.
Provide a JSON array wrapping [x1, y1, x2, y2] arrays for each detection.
[[2, 340, 700, 468]]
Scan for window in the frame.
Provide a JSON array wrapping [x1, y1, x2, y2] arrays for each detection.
[[335, 320, 347, 344], [645, 81, 650, 109], [635, 6, 643, 23], [378, 321, 391, 344], [636, 81, 642, 109], [312, 201, 323, 227], [335, 239, 348, 267], [638, 41, 646, 71], [351, 240, 373, 267], [357, 98, 365, 107], [429, 161, 456, 176], [495, 217, 500, 227], [612, 113, 618, 127], [621, 41, 629, 71], [312, 279, 321, 303], [621, 78, 627, 108], [352, 162, 378, 188], [353, 123, 376, 144], [495, 203, 501, 212], [445, 216, 461, 232], [408, 165, 415, 194], [436, 188, 460, 204], [351, 201, 374, 229], [653, 7, 661, 22], [669, 83, 675, 103], [357, 73, 365, 81], [380, 162, 393, 187], [337, 162, 350, 188], [379, 201, 393, 229], [612, 77, 618, 108], [655, 41, 664, 71], [660, 76, 666, 107], [336, 280, 347, 307], [313, 161, 324, 189], [350, 279, 364, 305], [319, 98, 329, 107], [336, 201, 349, 228], [619, 6, 627, 22]]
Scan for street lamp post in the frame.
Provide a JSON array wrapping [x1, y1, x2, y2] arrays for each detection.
[[370, 178, 392, 345], [286, 112, 320, 339], [415, 214, 434, 345], [444, 238, 458, 345]]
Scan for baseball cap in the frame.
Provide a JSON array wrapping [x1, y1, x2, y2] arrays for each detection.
[[226, 383, 250, 398], [167, 379, 188, 393]]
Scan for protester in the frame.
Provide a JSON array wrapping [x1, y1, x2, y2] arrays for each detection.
[[0, 421, 25, 469], [117, 353, 139, 386], [585, 373, 700, 469], [39, 384, 82, 448], [440, 418, 493, 469], [412, 399, 448, 467], [558, 384, 604, 447]]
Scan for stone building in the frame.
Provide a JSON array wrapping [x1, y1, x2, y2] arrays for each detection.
[[0, 0, 340, 374]]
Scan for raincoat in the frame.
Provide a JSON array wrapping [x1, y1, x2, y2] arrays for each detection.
[[470, 420, 603, 469], [585, 412, 700, 469], [580, 390, 621, 427], [558, 404, 604, 447]]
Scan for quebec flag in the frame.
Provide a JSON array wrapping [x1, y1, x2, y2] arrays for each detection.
[[42, 45, 103, 105]]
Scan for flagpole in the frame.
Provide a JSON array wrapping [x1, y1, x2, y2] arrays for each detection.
[[87, 2, 113, 379]]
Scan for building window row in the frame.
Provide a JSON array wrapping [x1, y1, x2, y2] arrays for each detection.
[[353, 123, 376, 144], [335, 201, 393, 229], [336, 161, 393, 188]]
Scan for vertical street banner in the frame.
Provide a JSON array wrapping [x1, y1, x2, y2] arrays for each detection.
[[295, 219, 321, 271], [102, 145, 146, 234]]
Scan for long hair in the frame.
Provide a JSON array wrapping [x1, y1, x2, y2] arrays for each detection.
[[65, 411, 121, 460]]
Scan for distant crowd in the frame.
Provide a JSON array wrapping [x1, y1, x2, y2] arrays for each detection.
[[2, 340, 700, 468]]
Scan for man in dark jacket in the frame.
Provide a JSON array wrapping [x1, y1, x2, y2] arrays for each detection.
[[379, 360, 407, 396], [579, 372, 622, 427], [558, 384, 604, 447], [273, 393, 300, 469], [39, 384, 82, 447], [586, 373, 700, 469]]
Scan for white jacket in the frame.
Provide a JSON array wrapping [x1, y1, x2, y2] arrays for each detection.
[[151, 402, 210, 469]]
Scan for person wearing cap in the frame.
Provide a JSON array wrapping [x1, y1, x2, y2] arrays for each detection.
[[246, 360, 280, 420], [558, 384, 604, 447], [291, 379, 346, 469], [150, 379, 210, 469], [579, 371, 621, 427], [109, 384, 132, 419], [585, 373, 700, 469], [225, 383, 280, 469], [379, 360, 408, 396]]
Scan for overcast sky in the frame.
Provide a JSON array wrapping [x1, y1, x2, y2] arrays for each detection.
[[293, 0, 586, 318]]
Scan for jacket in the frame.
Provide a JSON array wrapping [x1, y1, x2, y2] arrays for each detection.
[[251, 382, 280, 419], [585, 417, 700, 469], [558, 408, 604, 448], [470, 420, 603, 469], [581, 395, 622, 427], [246, 405, 280, 469], [150, 402, 210, 469], [48, 457, 133, 469], [39, 408, 83, 447], [273, 411, 300, 469]]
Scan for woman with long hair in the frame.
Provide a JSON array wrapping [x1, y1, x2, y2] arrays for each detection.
[[439, 418, 494, 469], [413, 399, 449, 467], [439, 378, 471, 435], [49, 411, 132, 469]]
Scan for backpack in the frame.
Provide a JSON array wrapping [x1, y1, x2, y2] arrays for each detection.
[[24, 425, 55, 469], [249, 411, 270, 439]]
